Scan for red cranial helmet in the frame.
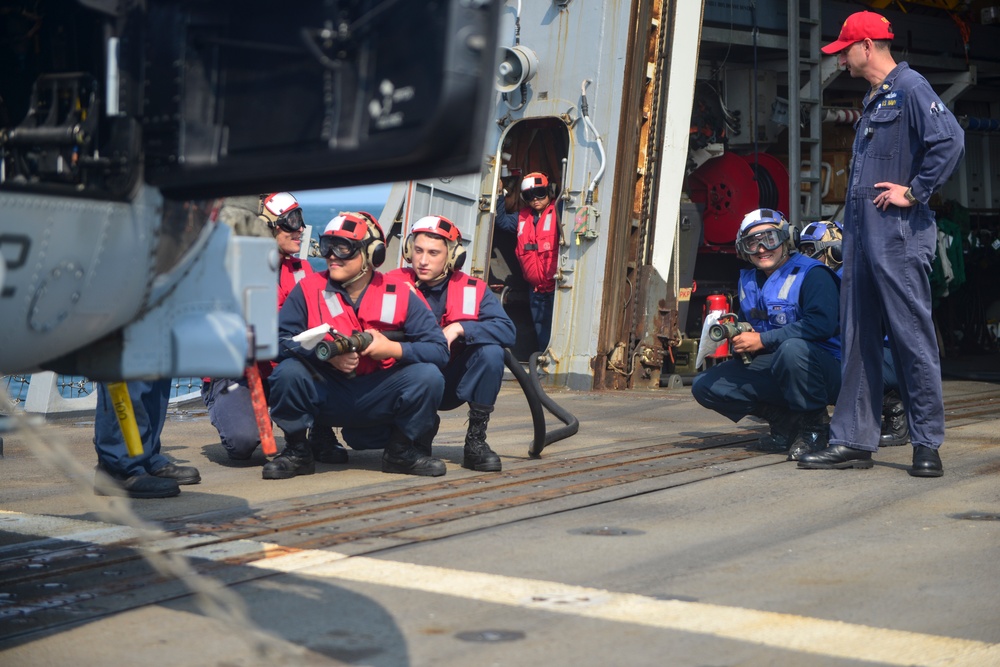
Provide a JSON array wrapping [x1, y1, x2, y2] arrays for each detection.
[[403, 215, 466, 273]]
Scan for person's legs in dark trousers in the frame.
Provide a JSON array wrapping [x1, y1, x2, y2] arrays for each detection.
[[202, 378, 260, 460], [828, 198, 889, 454], [880, 345, 909, 446], [440, 344, 505, 471], [771, 338, 840, 459], [877, 206, 943, 476], [692, 342, 838, 416], [95, 379, 172, 476], [261, 358, 322, 479], [770, 338, 841, 412], [692, 355, 785, 424], [268, 358, 446, 476], [882, 346, 899, 392], [877, 209, 944, 451], [440, 345, 505, 411], [831, 200, 943, 457], [308, 413, 350, 463], [94, 379, 197, 497], [692, 340, 838, 455], [529, 290, 554, 352]]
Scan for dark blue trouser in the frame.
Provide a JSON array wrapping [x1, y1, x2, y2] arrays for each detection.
[[882, 347, 899, 392], [94, 379, 171, 477], [691, 338, 841, 423], [268, 358, 444, 447], [831, 194, 944, 452], [530, 290, 554, 352], [202, 378, 260, 459], [338, 345, 505, 449], [440, 344, 505, 411]]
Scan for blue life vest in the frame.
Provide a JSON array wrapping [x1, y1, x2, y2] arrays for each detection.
[[738, 253, 841, 359]]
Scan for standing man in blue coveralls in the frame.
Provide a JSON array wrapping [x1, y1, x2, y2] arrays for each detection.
[[387, 215, 516, 472], [263, 212, 450, 479], [94, 380, 201, 498], [799, 11, 964, 476], [692, 209, 842, 462], [798, 221, 909, 447]]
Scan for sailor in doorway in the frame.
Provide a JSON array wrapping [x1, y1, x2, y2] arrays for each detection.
[[495, 172, 560, 352]]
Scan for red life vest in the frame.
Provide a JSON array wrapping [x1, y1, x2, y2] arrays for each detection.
[[389, 268, 485, 327], [515, 203, 559, 292], [299, 271, 409, 376], [278, 255, 313, 309]]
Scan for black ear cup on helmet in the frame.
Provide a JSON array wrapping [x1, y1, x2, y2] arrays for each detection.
[[452, 244, 466, 272], [402, 234, 415, 264], [789, 223, 800, 249], [829, 244, 843, 263], [367, 231, 386, 268]]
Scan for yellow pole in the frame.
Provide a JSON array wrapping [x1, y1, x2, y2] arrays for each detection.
[[106, 382, 144, 457]]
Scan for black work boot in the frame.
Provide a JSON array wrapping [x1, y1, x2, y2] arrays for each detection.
[[262, 430, 316, 480], [462, 404, 502, 472], [749, 404, 802, 453], [382, 430, 446, 477], [880, 390, 910, 447], [787, 408, 831, 461], [94, 465, 180, 499], [308, 425, 349, 464]]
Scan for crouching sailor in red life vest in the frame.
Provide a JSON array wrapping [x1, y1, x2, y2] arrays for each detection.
[[201, 192, 329, 462], [386, 215, 516, 472], [494, 171, 559, 352], [263, 212, 450, 479], [691, 209, 843, 462]]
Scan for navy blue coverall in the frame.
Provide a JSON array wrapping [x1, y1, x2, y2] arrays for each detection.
[[831, 62, 964, 453], [692, 257, 842, 422], [415, 276, 516, 410], [268, 273, 449, 449]]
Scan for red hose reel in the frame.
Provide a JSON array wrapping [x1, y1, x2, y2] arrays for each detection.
[[687, 152, 789, 246]]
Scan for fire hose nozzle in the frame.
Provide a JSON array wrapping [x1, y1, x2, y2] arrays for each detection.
[[314, 331, 375, 361], [708, 316, 755, 365]]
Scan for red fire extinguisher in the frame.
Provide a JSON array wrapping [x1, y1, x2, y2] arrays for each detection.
[[704, 292, 731, 359]]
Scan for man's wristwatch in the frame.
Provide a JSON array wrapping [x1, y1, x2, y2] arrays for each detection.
[[904, 187, 917, 204]]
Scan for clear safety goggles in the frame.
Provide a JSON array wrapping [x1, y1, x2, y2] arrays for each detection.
[[275, 208, 305, 233], [319, 235, 363, 260], [738, 228, 786, 255]]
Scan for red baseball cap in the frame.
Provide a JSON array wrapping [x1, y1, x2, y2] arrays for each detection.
[[821, 11, 894, 54]]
